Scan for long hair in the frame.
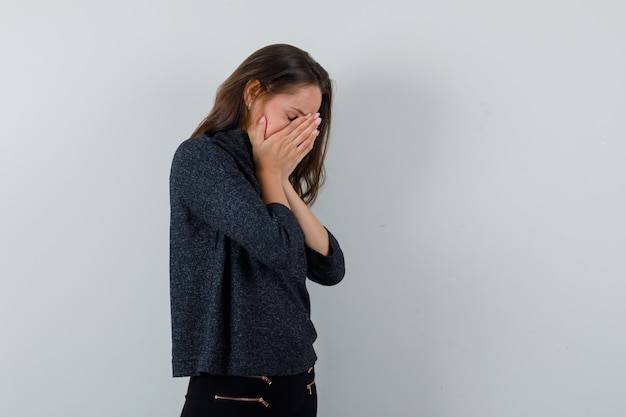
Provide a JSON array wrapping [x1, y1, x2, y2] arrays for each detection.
[[191, 44, 333, 205]]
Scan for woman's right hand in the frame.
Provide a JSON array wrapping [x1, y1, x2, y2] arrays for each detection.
[[250, 113, 322, 181]]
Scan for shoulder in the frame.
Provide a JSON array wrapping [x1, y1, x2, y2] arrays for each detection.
[[174, 134, 214, 156], [172, 134, 228, 167], [171, 131, 254, 184], [174, 130, 248, 161]]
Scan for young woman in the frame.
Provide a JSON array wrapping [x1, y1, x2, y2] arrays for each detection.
[[169, 44, 345, 417]]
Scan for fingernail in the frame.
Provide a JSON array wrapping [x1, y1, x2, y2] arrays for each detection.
[[259, 116, 265, 123], [314, 118, 321, 125]]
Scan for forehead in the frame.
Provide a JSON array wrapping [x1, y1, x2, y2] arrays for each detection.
[[270, 85, 322, 113]]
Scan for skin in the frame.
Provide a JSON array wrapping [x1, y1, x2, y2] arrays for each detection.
[[244, 81, 330, 255]]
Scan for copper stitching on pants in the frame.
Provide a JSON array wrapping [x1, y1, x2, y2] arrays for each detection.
[[214, 395, 270, 408]]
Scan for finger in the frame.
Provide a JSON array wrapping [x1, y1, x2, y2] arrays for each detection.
[[296, 128, 319, 151], [291, 131, 318, 167], [281, 113, 317, 139], [290, 115, 321, 146], [283, 129, 319, 177], [251, 116, 266, 148]]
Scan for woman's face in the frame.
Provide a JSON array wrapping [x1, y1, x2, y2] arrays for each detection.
[[245, 83, 322, 139]]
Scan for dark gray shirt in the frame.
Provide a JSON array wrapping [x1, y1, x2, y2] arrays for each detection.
[[170, 129, 345, 377]]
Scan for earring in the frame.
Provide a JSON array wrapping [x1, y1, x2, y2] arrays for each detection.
[[247, 103, 251, 110]]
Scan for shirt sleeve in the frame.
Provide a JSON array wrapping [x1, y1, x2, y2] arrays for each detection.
[[306, 228, 345, 286], [170, 137, 305, 270]]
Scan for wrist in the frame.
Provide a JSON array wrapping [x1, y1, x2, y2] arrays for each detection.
[[256, 168, 282, 182], [282, 179, 299, 196]]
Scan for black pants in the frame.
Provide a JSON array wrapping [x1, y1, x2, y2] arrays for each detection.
[[180, 368, 317, 417]]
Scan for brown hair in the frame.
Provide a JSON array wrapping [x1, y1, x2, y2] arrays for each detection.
[[190, 44, 333, 205]]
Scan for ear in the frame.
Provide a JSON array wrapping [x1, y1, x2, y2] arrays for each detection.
[[243, 79, 262, 106]]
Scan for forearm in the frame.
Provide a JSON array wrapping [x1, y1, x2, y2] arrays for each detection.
[[257, 170, 290, 208], [283, 180, 330, 255]]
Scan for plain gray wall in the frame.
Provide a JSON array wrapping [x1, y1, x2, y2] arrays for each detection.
[[2, 1, 625, 416]]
